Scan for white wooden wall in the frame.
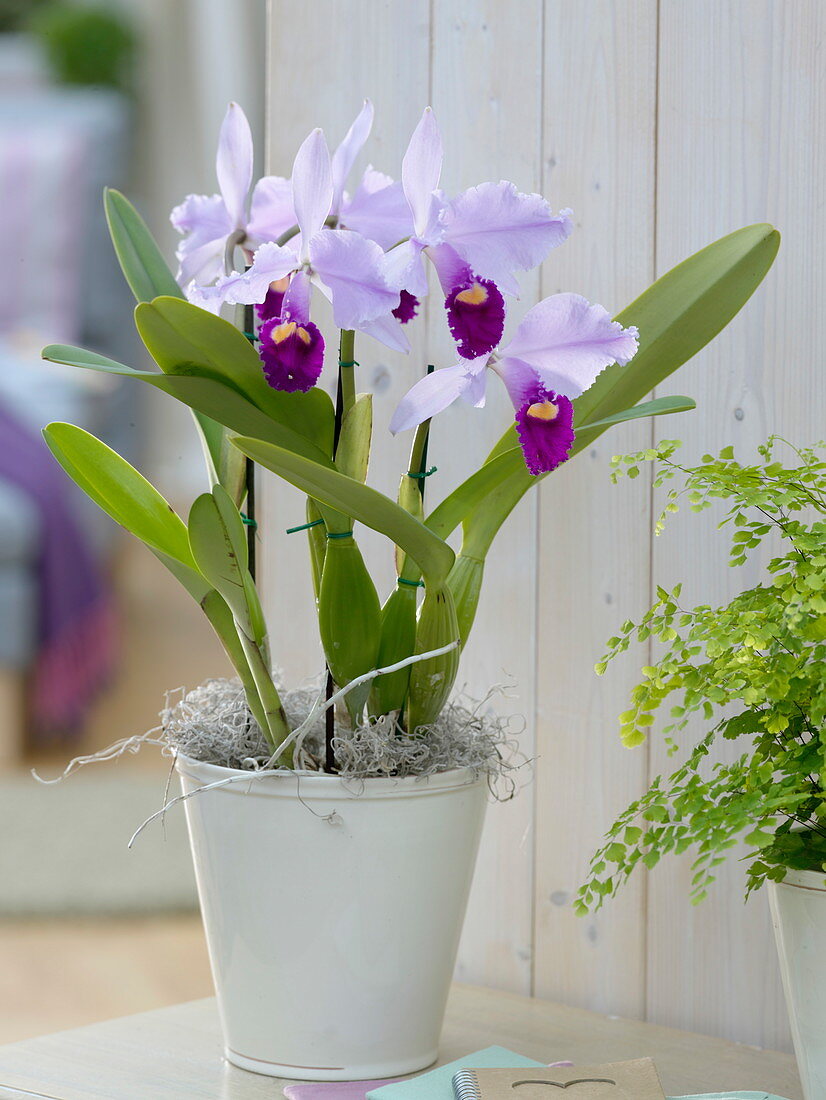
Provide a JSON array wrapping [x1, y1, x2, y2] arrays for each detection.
[[262, 0, 826, 1050]]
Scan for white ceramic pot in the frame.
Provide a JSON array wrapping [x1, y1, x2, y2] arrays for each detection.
[[768, 867, 826, 1100], [177, 755, 488, 1080]]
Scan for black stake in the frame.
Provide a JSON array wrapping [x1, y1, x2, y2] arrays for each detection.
[[243, 302, 257, 582], [323, 335, 348, 773]]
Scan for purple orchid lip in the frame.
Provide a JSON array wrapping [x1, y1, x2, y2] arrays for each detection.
[[259, 316, 325, 393], [445, 276, 505, 358], [514, 388, 575, 475], [393, 289, 419, 324], [256, 281, 289, 323]]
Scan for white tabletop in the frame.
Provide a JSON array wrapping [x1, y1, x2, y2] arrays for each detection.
[[0, 984, 802, 1099]]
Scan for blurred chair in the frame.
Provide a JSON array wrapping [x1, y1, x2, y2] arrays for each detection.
[[0, 71, 139, 762]]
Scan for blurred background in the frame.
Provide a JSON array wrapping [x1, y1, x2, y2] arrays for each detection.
[[0, 0, 267, 1043]]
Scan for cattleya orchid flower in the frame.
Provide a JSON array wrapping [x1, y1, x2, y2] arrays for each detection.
[[194, 128, 403, 348], [170, 103, 294, 288], [387, 108, 573, 359], [390, 293, 639, 475]]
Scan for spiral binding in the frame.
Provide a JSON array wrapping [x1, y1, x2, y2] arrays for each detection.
[[452, 1069, 482, 1100]]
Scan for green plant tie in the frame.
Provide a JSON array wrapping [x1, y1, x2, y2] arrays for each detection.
[[408, 465, 437, 479], [240, 513, 257, 529], [243, 330, 258, 342], [338, 359, 359, 367], [326, 530, 353, 540], [397, 577, 425, 588], [285, 518, 325, 535]]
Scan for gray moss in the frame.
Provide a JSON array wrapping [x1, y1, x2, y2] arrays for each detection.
[[161, 676, 528, 794]]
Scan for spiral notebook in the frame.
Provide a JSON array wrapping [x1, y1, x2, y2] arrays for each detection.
[[451, 1059, 665, 1099]]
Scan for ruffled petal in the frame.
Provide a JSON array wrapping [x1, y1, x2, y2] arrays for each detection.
[[501, 293, 639, 397], [170, 192, 230, 242], [259, 317, 324, 393], [341, 167, 414, 250], [402, 107, 444, 241], [193, 241, 296, 308], [445, 276, 505, 358], [216, 103, 253, 229], [176, 235, 227, 289], [292, 128, 333, 258], [309, 229, 399, 328], [442, 181, 572, 284], [331, 99, 374, 213], [247, 175, 295, 244], [390, 357, 488, 433]]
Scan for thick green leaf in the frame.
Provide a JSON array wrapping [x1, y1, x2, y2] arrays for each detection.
[[233, 436, 456, 587], [104, 188, 183, 303], [577, 223, 780, 426], [424, 446, 530, 542], [335, 393, 373, 483], [43, 422, 194, 566], [42, 344, 334, 467], [188, 486, 266, 644], [136, 297, 335, 455]]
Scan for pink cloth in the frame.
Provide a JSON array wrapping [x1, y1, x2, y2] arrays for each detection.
[[283, 1078, 404, 1100]]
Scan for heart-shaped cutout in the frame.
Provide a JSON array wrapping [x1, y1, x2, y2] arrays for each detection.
[[511, 1078, 617, 1090]]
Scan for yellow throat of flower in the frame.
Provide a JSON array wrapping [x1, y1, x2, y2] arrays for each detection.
[[526, 399, 559, 421], [272, 321, 312, 345], [455, 282, 488, 306]]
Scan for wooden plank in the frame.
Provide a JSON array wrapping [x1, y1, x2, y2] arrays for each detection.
[[647, 0, 826, 1049], [426, 0, 545, 995], [260, 1, 432, 685], [0, 987, 802, 1099], [532, 0, 658, 1018]]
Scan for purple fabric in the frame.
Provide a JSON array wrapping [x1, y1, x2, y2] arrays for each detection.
[[0, 400, 115, 738]]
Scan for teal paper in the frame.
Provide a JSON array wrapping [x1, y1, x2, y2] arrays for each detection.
[[365, 1046, 544, 1100]]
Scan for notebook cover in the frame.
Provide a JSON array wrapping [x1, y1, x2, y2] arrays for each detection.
[[458, 1059, 664, 1099], [365, 1046, 544, 1100]]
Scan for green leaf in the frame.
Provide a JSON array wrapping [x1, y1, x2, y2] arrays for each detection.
[[104, 188, 183, 303], [335, 393, 373, 483], [576, 223, 780, 428], [232, 436, 456, 587], [188, 485, 266, 644], [424, 447, 527, 542], [42, 344, 334, 467], [42, 422, 194, 567], [577, 395, 696, 433], [135, 297, 335, 455]]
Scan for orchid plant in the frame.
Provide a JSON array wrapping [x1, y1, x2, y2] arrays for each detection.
[[41, 102, 779, 771]]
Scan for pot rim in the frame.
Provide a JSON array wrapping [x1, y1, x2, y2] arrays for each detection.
[[774, 865, 826, 892], [174, 752, 487, 801]]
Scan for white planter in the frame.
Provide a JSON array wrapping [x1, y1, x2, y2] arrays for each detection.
[[177, 755, 488, 1080], [768, 867, 826, 1100]]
